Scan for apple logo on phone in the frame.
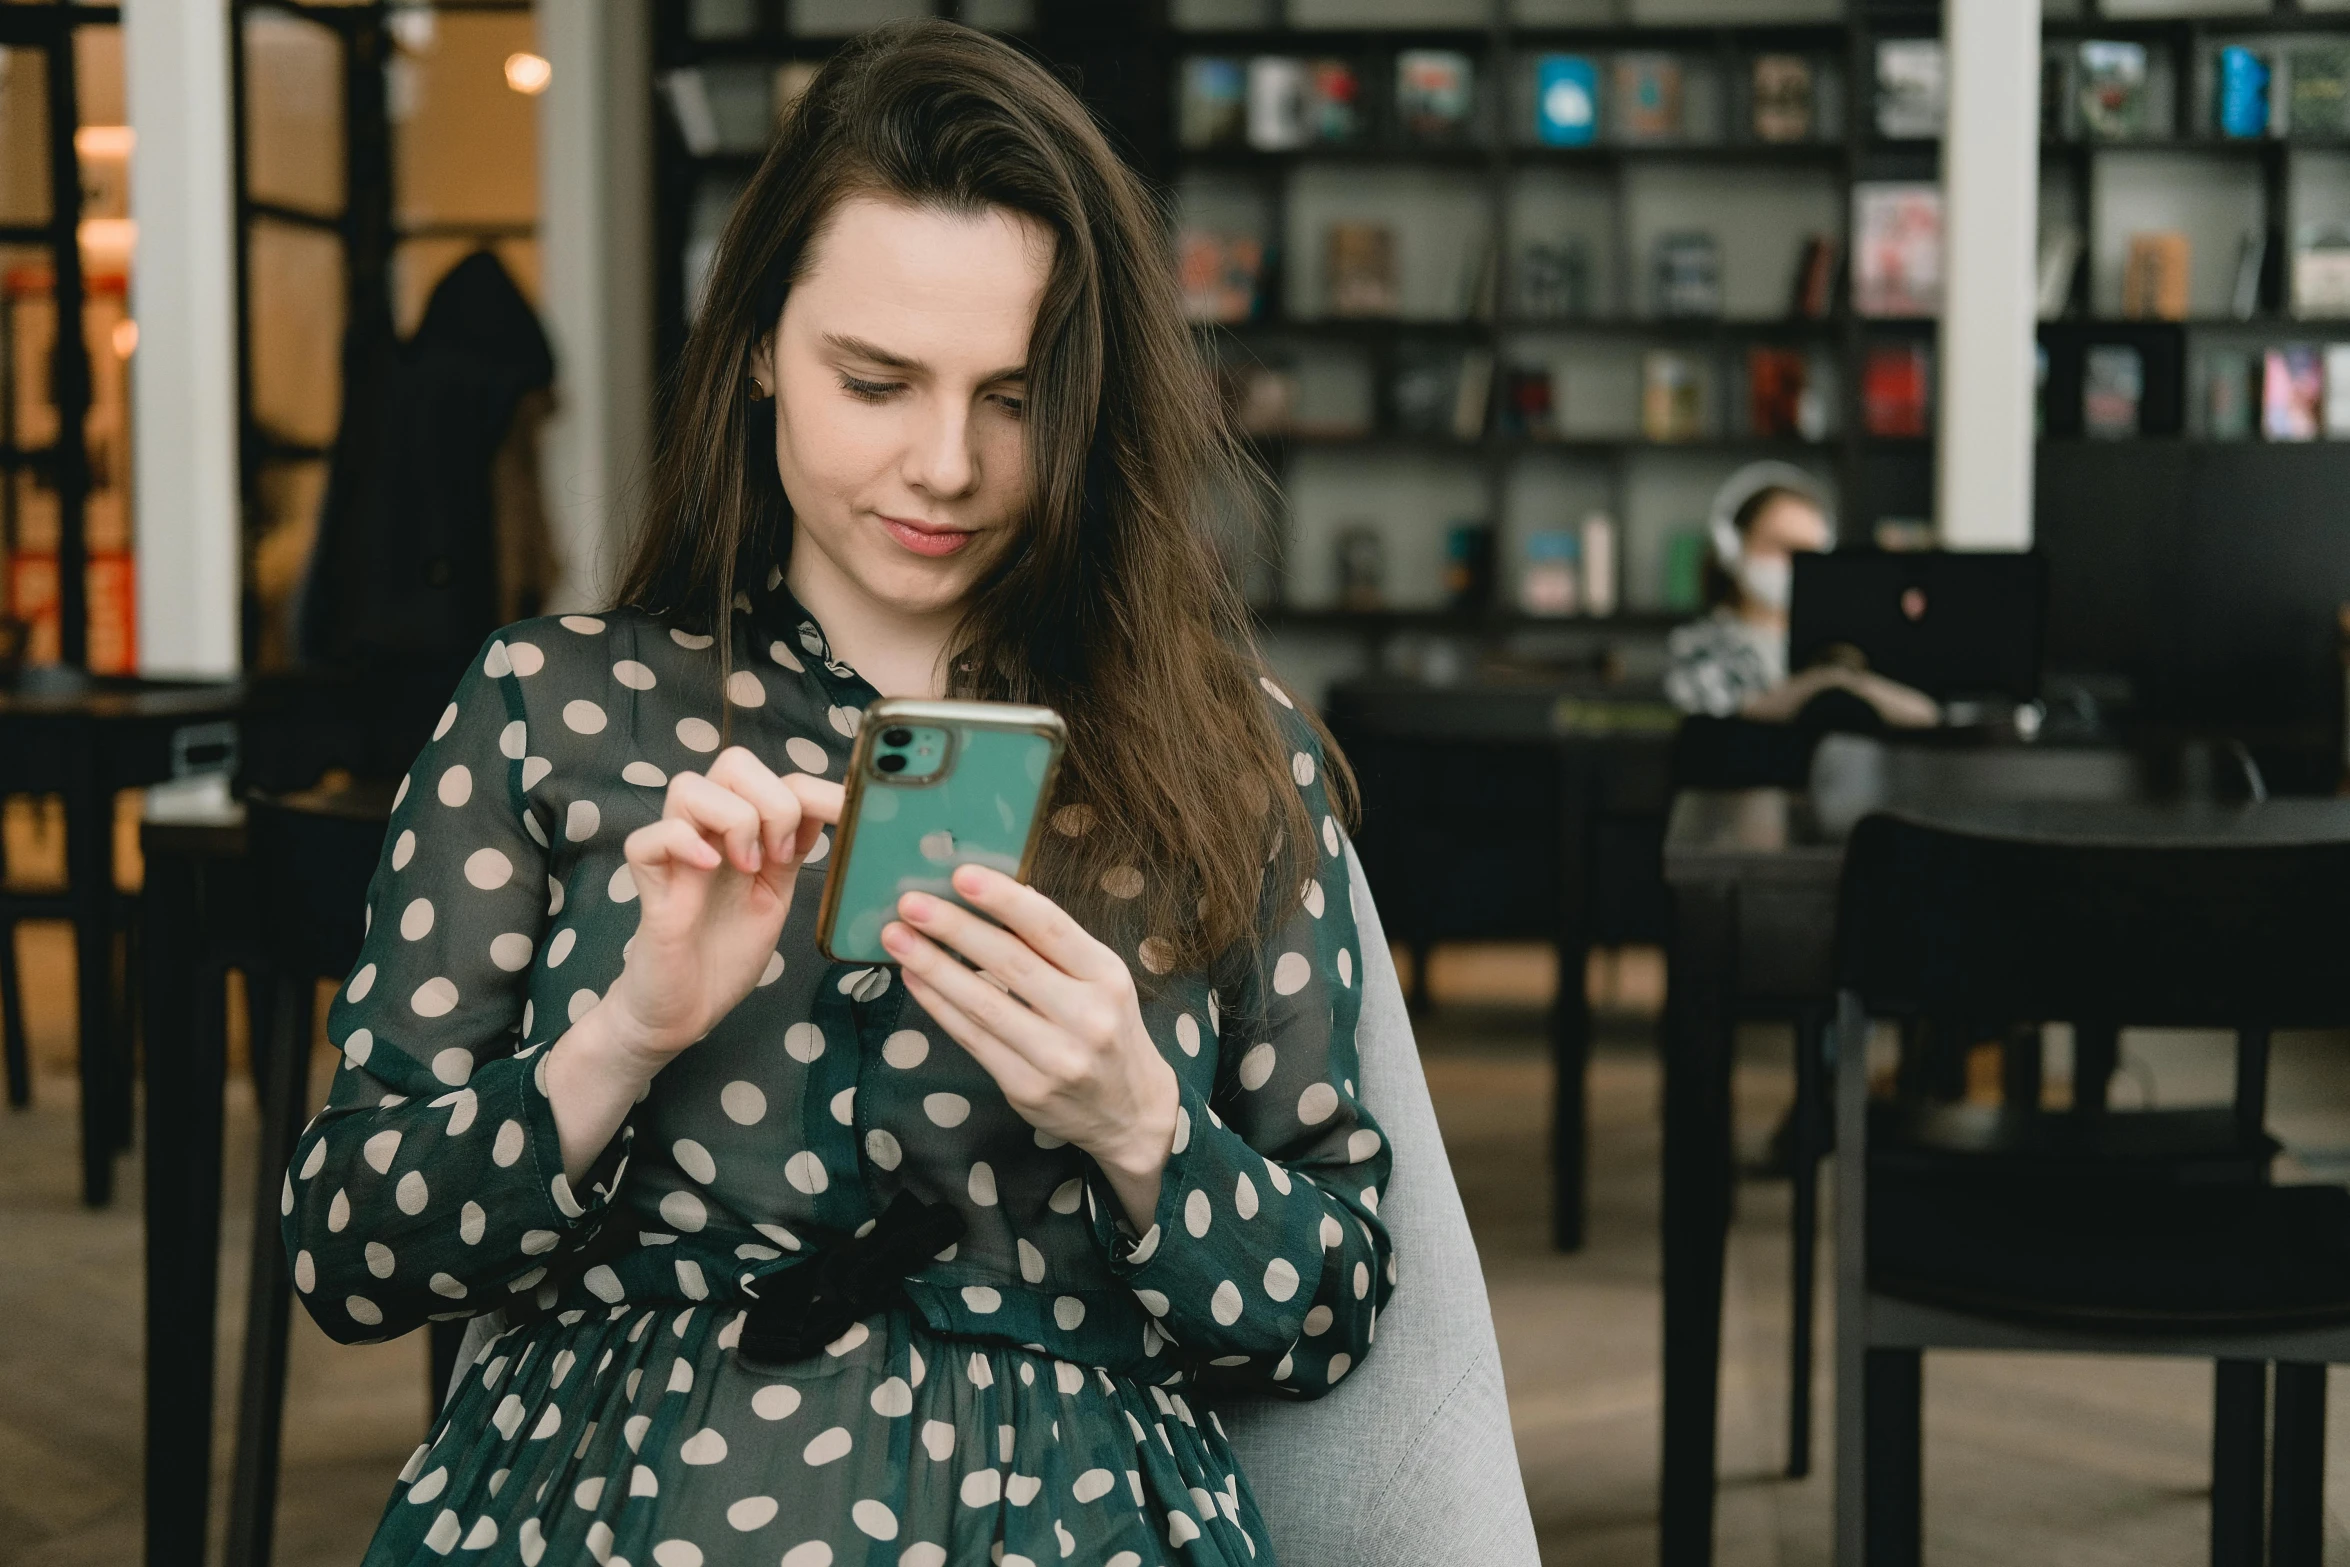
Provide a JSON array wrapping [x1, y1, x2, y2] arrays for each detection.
[[919, 828, 957, 864]]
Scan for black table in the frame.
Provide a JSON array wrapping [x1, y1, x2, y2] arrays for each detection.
[[1654, 784, 2350, 1566], [1330, 677, 1677, 1251], [1, 675, 245, 1204]]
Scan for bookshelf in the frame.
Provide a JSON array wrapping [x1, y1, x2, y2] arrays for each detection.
[[648, 1, 2350, 717]]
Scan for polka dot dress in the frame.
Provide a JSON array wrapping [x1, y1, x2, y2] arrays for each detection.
[[282, 567, 1395, 1566]]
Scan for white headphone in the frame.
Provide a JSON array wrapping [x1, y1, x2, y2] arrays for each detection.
[[1707, 461, 1836, 570]]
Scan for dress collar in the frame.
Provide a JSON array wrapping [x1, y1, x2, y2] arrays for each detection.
[[743, 553, 876, 702]]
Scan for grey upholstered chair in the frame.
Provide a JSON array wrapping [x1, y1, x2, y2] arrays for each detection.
[[451, 844, 1541, 1567]]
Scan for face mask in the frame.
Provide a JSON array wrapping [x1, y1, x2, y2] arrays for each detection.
[[1735, 553, 1792, 612]]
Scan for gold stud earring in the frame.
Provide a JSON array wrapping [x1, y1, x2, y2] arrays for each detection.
[[748, 375, 773, 400]]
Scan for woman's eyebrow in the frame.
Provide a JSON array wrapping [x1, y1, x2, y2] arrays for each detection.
[[822, 332, 1026, 384]]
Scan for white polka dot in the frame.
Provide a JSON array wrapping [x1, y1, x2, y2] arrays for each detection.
[[411, 977, 459, 1018], [433, 703, 459, 740], [726, 1495, 779, 1532], [651, 1541, 701, 1567], [673, 1139, 716, 1183], [803, 1426, 852, 1465], [562, 800, 600, 842], [1323, 815, 1342, 856], [563, 699, 607, 735], [1319, 1214, 1344, 1250], [1354, 1259, 1371, 1298], [612, 659, 656, 691], [670, 628, 714, 651], [1303, 880, 1326, 918], [1239, 1042, 1277, 1089], [724, 669, 764, 707], [828, 705, 861, 737], [869, 1376, 913, 1417], [438, 765, 472, 806], [398, 897, 434, 941], [785, 1150, 828, 1194], [749, 1384, 802, 1423], [1292, 751, 1316, 787], [608, 863, 637, 903], [720, 1081, 766, 1125], [429, 1047, 473, 1087], [293, 1251, 316, 1292], [844, 1498, 895, 1540], [346, 963, 376, 1002], [779, 1546, 831, 1567], [1235, 1171, 1259, 1219], [365, 1240, 394, 1277], [561, 614, 604, 634], [659, 1190, 708, 1232], [968, 1162, 998, 1206], [1347, 1127, 1383, 1163], [676, 717, 720, 753], [1185, 1189, 1212, 1237], [962, 1285, 1002, 1313], [1101, 864, 1144, 899], [1272, 952, 1311, 995], [345, 1294, 382, 1326], [521, 756, 552, 790], [1299, 1082, 1340, 1124], [465, 847, 514, 889], [1329, 1352, 1352, 1381], [923, 1093, 970, 1128], [959, 1470, 1002, 1506], [490, 933, 534, 971], [919, 1420, 955, 1461], [493, 1120, 525, 1166], [768, 639, 804, 672], [865, 1129, 902, 1170], [623, 761, 666, 787], [1169, 1509, 1201, 1546], [390, 830, 417, 870], [783, 1022, 824, 1062], [1260, 675, 1294, 707], [881, 1030, 929, 1068], [1006, 1473, 1043, 1505], [757, 950, 785, 986], [784, 736, 829, 774], [1138, 937, 1174, 975], [679, 1427, 727, 1465], [567, 989, 598, 1023], [421, 1510, 462, 1552], [1338, 948, 1353, 987], [1053, 1295, 1086, 1330]]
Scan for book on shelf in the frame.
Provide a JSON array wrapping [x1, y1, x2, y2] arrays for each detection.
[[1852, 182, 1943, 318], [2288, 43, 2350, 139], [1179, 57, 1247, 149], [1661, 530, 1708, 613], [1862, 342, 1930, 438], [2077, 41, 2152, 141], [1246, 57, 1309, 151], [1518, 237, 1593, 319], [2292, 223, 2350, 318], [1306, 59, 1363, 145], [2326, 345, 2350, 438], [1641, 350, 1706, 442], [1747, 346, 1809, 439], [1582, 512, 1618, 618], [2232, 231, 2268, 319], [1178, 230, 1265, 323], [1652, 232, 1721, 319], [2082, 344, 2144, 438], [1445, 522, 1496, 614], [1456, 230, 1499, 322], [1499, 364, 1555, 441], [1334, 524, 1385, 611], [1874, 39, 1943, 140], [1223, 360, 1299, 436], [2120, 231, 2190, 321], [1535, 54, 1600, 148], [1612, 53, 1684, 144], [2262, 345, 2323, 441], [1519, 528, 1582, 617], [1391, 343, 1492, 441], [1790, 235, 1839, 319], [2037, 227, 2082, 319], [1453, 347, 1495, 440], [1397, 50, 1475, 144], [1324, 222, 1399, 318], [2216, 45, 2270, 140], [1752, 54, 1814, 143], [2206, 349, 2255, 440]]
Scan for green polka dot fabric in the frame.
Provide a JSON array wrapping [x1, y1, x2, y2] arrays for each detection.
[[282, 569, 1395, 1566]]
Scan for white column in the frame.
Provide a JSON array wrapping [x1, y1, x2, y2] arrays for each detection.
[[1937, 0, 2042, 550], [124, 0, 240, 677], [536, 0, 654, 612]]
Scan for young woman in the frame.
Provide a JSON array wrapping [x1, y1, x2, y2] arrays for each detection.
[[1665, 463, 1937, 727], [284, 23, 1392, 1567]]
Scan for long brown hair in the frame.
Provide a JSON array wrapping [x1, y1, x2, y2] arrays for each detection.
[[616, 19, 1355, 968]]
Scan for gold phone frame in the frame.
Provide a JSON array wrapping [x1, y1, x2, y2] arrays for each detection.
[[813, 696, 1069, 964]]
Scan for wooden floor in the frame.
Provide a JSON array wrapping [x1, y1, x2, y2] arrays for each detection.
[[1, 795, 2348, 1563]]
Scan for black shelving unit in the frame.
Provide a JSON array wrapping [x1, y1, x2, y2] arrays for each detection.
[[0, 1, 117, 672]]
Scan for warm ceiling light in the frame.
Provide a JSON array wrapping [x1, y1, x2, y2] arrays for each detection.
[[504, 52, 552, 95], [112, 318, 137, 359], [75, 124, 134, 159]]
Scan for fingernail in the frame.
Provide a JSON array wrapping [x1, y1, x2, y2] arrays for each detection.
[[900, 892, 935, 921], [881, 922, 910, 952]]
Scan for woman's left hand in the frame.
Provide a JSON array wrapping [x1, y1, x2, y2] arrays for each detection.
[[882, 865, 1180, 1230]]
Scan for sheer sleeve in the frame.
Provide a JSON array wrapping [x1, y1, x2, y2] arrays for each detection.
[[1084, 688, 1395, 1398], [282, 627, 629, 1344]]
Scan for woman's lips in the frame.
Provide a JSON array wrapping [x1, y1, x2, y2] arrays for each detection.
[[880, 515, 974, 558]]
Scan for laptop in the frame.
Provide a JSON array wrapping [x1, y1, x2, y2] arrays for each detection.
[[1788, 550, 2047, 704]]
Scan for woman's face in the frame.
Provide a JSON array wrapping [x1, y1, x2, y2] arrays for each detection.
[[764, 195, 1050, 620], [1742, 492, 1831, 561]]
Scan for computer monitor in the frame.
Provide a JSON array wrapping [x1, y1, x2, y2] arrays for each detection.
[[1788, 550, 2047, 703]]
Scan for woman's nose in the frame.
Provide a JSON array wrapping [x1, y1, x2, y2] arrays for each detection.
[[904, 398, 977, 499]]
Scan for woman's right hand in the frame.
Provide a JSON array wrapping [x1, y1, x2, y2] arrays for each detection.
[[546, 746, 839, 1182]]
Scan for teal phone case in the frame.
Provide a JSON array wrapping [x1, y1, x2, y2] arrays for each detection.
[[815, 699, 1067, 966]]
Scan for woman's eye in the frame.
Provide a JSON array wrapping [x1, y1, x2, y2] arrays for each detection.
[[838, 374, 900, 403], [990, 393, 1025, 418]]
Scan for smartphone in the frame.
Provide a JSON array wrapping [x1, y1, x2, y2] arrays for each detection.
[[815, 697, 1068, 965]]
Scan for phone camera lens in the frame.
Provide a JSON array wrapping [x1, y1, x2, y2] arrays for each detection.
[[881, 727, 913, 748], [876, 753, 907, 774]]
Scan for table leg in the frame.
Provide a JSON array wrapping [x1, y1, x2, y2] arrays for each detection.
[[65, 736, 115, 1205], [1550, 748, 1596, 1253], [1660, 880, 1738, 1567], [142, 848, 228, 1567]]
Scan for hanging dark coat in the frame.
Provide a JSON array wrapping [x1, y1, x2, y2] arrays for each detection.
[[297, 249, 555, 676]]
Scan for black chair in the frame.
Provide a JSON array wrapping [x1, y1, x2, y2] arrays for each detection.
[[1830, 807, 2350, 1567], [226, 782, 466, 1567]]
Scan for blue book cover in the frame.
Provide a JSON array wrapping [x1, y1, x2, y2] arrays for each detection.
[[2218, 46, 2269, 140], [1536, 54, 1599, 147]]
